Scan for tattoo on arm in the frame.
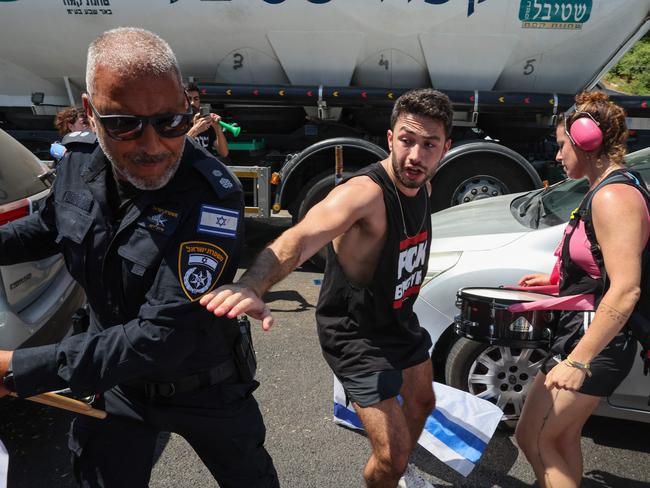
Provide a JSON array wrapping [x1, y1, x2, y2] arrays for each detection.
[[238, 244, 301, 298], [598, 301, 630, 327]]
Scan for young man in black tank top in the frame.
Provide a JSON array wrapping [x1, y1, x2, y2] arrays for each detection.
[[200, 89, 453, 488]]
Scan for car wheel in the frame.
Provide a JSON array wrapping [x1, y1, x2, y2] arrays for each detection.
[[445, 337, 548, 422], [430, 155, 536, 212]]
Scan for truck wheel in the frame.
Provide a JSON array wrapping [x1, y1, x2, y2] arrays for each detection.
[[445, 337, 547, 423], [295, 171, 350, 270], [430, 156, 536, 212]]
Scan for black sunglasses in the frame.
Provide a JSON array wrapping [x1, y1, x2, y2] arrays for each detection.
[[87, 95, 194, 141]]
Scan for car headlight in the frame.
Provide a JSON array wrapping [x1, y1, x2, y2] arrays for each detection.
[[422, 251, 462, 287]]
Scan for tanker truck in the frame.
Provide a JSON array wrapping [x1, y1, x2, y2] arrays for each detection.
[[2, 0, 650, 245]]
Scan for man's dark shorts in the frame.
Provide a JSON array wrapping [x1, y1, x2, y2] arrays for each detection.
[[337, 369, 403, 408]]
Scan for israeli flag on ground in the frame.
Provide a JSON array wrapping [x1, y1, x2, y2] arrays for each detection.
[[333, 378, 503, 477]]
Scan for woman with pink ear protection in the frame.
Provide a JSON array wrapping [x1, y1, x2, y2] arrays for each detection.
[[515, 91, 650, 488]]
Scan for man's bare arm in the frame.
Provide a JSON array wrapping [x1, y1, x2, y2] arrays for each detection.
[[199, 176, 381, 327], [211, 115, 230, 158]]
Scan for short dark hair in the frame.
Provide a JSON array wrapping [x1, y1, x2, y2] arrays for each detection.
[[186, 82, 199, 93], [390, 89, 453, 138]]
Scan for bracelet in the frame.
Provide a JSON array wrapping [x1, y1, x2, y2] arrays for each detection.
[[564, 356, 592, 377]]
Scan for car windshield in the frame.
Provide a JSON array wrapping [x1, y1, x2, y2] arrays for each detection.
[[513, 147, 650, 229], [0, 129, 49, 204]]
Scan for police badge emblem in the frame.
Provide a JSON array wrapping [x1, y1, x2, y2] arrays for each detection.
[[178, 241, 229, 301]]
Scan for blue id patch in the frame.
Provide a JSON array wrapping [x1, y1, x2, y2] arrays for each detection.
[[197, 204, 240, 238]]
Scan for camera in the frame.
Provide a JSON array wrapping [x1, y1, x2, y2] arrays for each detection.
[[199, 105, 210, 117]]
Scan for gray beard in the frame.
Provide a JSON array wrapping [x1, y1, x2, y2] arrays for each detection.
[[98, 137, 182, 191]]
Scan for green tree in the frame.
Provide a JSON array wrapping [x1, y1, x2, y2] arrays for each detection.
[[607, 35, 650, 95]]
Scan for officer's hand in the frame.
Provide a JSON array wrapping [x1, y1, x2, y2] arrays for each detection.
[[200, 285, 274, 331], [0, 350, 14, 398]]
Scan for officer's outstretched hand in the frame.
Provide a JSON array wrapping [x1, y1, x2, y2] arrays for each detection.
[[200, 285, 274, 331], [0, 350, 14, 398]]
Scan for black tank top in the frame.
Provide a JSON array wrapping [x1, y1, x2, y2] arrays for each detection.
[[315, 162, 433, 376]]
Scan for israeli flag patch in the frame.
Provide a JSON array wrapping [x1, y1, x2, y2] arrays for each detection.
[[197, 204, 240, 238]]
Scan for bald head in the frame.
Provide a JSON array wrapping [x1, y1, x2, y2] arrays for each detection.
[[85, 27, 182, 97]]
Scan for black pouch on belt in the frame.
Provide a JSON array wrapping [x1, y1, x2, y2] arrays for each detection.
[[72, 306, 90, 335], [234, 316, 257, 382]]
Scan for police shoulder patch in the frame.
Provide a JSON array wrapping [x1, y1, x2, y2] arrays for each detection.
[[178, 241, 229, 301], [61, 130, 97, 147]]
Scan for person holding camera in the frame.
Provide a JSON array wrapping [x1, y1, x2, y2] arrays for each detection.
[[186, 81, 229, 158]]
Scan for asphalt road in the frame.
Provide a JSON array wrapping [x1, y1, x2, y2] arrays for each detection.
[[1, 217, 649, 487]]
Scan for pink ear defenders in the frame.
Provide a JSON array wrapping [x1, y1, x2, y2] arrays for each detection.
[[564, 109, 603, 151]]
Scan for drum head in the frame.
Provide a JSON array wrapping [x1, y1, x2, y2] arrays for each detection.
[[459, 287, 553, 303]]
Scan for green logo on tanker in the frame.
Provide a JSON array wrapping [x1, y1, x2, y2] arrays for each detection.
[[519, 0, 592, 25]]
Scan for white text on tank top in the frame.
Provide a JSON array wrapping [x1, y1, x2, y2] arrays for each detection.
[[394, 230, 428, 309]]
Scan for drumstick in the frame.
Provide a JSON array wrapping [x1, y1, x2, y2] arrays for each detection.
[[10, 392, 107, 419]]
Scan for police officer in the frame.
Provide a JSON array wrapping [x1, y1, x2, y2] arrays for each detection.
[[50, 130, 97, 162], [0, 27, 279, 488], [50, 106, 95, 162]]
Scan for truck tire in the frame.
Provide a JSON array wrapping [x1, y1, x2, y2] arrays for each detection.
[[430, 155, 537, 212], [295, 171, 351, 269], [445, 337, 548, 423]]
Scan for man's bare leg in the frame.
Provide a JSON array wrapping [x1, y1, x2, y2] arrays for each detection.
[[399, 359, 436, 451], [353, 360, 436, 488], [354, 397, 411, 488]]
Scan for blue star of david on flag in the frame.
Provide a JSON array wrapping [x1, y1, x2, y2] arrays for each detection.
[[197, 204, 240, 238]]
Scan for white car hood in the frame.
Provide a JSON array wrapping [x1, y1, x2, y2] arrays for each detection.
[[430, 193, 532, 252]]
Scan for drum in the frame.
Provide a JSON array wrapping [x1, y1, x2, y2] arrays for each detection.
[[454, 287, 558, 347]]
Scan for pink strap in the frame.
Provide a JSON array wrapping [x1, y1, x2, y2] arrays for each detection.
[[507, 294, 595, 312], [503, 284, 560, 295]]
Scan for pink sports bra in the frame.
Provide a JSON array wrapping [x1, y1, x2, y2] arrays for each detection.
[[551, 188, 650, 283]]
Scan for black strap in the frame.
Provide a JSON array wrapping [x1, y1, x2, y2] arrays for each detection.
[[578, 170, 650, 287], [126, 358, 236, 398], [578, 170, 650, 373]]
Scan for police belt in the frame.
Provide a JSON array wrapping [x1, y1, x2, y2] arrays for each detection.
[[125, 358, 236, 398]]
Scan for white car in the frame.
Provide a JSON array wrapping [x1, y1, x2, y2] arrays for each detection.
[[0, 129, 85, 350], [415, 146, 650, 423]]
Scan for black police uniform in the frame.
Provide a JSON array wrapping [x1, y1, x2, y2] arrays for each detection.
[[0, 138, 279, 487], [50, 130, 98, 162], [60, 130, 98, 149]]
